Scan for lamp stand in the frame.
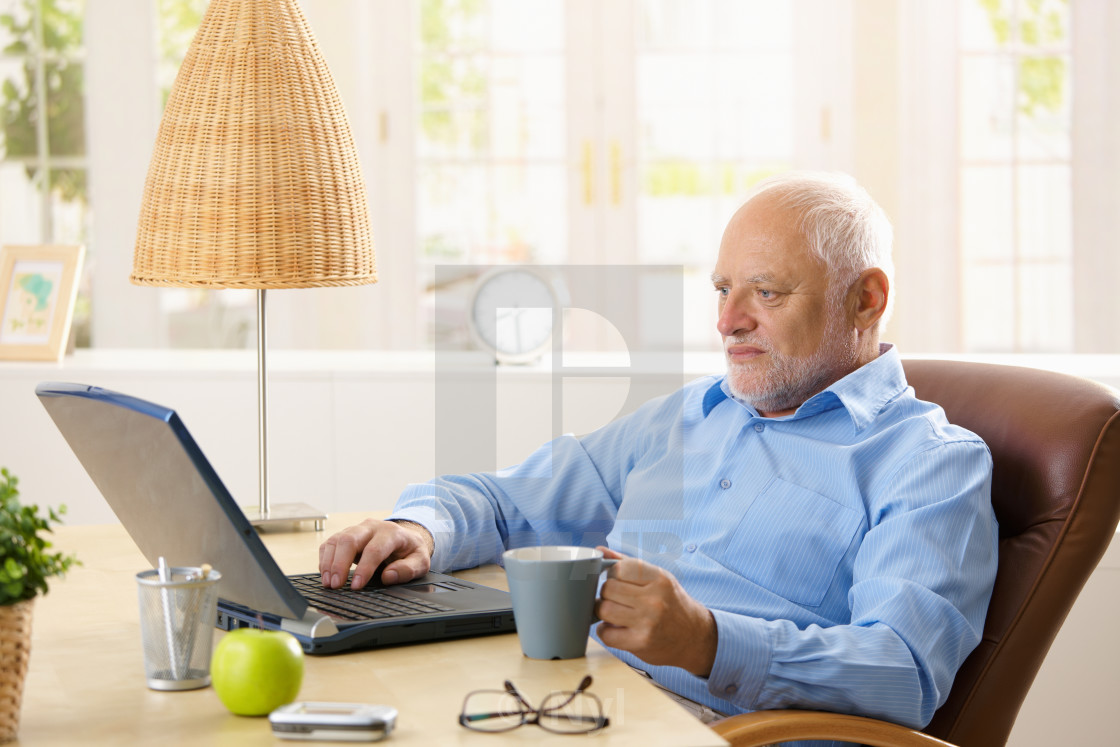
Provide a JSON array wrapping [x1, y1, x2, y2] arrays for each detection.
[[240, 289, 328, 531]]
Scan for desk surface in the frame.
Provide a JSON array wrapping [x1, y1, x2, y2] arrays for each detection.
[[14, 513, 726, 746]]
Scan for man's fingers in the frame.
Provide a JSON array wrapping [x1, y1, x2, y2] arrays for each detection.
[[598, 545, 625, 561], [349, 544, 387, 590], [329, 520, 433, 589], [595, 617, 652, 653], [318, 520, 382, 588], [597, 580, 668, 625], [603, 556, 664, 586], [598, 577, 640, 610], [349, 527, 409, 589], [381, 553, 430, 585], [319, 536, 357, 588]]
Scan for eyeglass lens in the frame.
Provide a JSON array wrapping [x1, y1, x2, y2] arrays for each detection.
[[460, 676, 607, 734], [460, 689, 528, 732], [538, 688, 606, 733]]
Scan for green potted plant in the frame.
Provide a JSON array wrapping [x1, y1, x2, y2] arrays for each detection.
[[0, 467, 78, 743]]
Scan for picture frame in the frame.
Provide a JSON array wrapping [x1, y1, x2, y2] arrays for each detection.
[[0, 244, 86, 362]]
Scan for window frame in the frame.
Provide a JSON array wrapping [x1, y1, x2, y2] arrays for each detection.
[[81, 0, 1119, 355]]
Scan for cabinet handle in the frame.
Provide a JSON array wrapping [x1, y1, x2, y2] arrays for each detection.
[[582, 140, 594, 205], [610, 140, 622, 205]]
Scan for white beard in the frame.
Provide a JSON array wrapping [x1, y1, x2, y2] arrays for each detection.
[[723, 309, 859, 414]]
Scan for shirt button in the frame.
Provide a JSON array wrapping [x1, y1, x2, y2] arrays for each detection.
[[754, 423, 764, 432], [719, 479, 731, 489], [725, 684, 738, 695], [685, 543, 697, 553]]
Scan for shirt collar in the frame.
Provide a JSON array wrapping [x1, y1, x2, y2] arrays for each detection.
[[701, 343, 907, 431]]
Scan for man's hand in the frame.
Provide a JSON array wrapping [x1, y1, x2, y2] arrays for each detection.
[[594, 547, 718, 677], [318, 519, 434, 590]]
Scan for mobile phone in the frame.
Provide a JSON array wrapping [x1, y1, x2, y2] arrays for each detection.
[[269, 702, 398, 742]]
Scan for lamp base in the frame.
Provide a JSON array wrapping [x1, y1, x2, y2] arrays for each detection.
[[242, 502, 328, 532]]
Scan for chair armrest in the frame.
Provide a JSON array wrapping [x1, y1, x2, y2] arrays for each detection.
[[710, 710, 958, 747]]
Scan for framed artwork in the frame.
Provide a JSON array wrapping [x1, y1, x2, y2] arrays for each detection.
[[0, 244, 86, 362]]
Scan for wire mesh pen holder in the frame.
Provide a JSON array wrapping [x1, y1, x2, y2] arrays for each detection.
[[136, 566, 221, 691]]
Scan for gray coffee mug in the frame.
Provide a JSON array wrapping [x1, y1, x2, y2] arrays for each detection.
[[502, 546, 619, 660]]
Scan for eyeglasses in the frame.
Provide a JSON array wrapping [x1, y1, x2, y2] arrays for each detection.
[[459, 674, 609, 734]]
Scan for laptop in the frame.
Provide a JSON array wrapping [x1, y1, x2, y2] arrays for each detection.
[[36, 381, 515, 655]]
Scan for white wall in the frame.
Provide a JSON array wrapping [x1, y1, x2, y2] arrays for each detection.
[[1, 349, 656, 525]]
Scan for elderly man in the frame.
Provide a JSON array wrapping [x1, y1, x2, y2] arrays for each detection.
[[319, 172, 998, 741]]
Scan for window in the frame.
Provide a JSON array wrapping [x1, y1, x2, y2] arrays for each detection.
[[958, 0, 1072, 352], [635, 0, 795, 266], [70, 0, 1116, 356], [415, 0, 568, 348], [0, 0, 89, 344], [632, 0, 799, 350], [412, 0, 813, 352]]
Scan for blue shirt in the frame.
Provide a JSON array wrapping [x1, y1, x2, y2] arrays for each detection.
[[389, 345, 998, 745]]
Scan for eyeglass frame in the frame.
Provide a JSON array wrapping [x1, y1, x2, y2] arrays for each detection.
[[458, 674, 610, 734]]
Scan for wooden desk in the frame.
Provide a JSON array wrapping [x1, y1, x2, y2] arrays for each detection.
[[14, 513, 727, 746]]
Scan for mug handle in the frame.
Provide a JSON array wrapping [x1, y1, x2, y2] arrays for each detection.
[[589, 558, 619, 625]]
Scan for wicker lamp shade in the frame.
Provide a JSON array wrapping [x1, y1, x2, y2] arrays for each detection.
[[131, 0, 376, 289]]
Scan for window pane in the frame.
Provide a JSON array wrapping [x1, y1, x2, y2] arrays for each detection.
[[640, 104, 713, 160], [960, 165, 1013, 262], [49, 0, 85, 47], [959, 0, 1014, 50], [1015, 0, 1070, 48], [490, 0, 563, 50], [638, 54, 714, 109], [1018, 164, 1069, 261], [0, 56, 37, 158], [635, 0, 795, 266], [1017, 261, 1071, 352], [420, 0, 489, 54], [714, 53, 794, 157], [638, 172, 722, 264], [962, 264, 1015, 352], [1015, 54, 1070, 159], [489, 56, 564, 159], [0, 0, 88, 231], [0, 0, 31, 52], [639, 160, 785, 266], [45, 60, 85, 157], [959, 55, 1015, 161], [419, 99, 488, 159], [713, 0, 792, 50], [418, 163, 566, 265], [417, 0, 567, 350], [957, 0, 1071, 354], [48, 167, 86, 241], [639, 0, 713, 47], [0, 0, 89, 347], [156, 0, 208, 105], [0, 161, 40, 241]]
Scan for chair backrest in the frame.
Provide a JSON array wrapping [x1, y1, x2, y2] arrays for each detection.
[[902, 359, 1120, 747]]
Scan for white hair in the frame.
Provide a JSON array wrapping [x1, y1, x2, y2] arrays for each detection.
[[748, 171, 895, 324]]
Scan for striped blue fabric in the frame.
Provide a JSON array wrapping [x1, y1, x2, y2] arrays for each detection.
[[390, 345, 997, 747]]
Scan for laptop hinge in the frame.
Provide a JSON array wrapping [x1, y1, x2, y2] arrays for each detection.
[[281, 609, 339, 639]]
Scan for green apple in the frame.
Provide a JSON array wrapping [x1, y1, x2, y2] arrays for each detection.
[[210, 628, 304, 716]]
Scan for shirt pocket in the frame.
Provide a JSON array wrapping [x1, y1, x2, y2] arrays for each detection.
[[715, 477, 864, 607]]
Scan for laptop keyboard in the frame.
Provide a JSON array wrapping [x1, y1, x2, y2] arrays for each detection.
[[288, 573, 455, 622]]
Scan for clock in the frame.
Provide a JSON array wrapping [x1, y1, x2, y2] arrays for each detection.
[[468, 267, 560, 364]]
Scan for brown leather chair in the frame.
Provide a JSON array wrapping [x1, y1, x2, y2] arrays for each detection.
[[711, 359, 1120, 747]]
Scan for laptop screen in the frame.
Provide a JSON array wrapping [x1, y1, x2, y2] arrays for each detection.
[[37, 382, 308, 619]]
